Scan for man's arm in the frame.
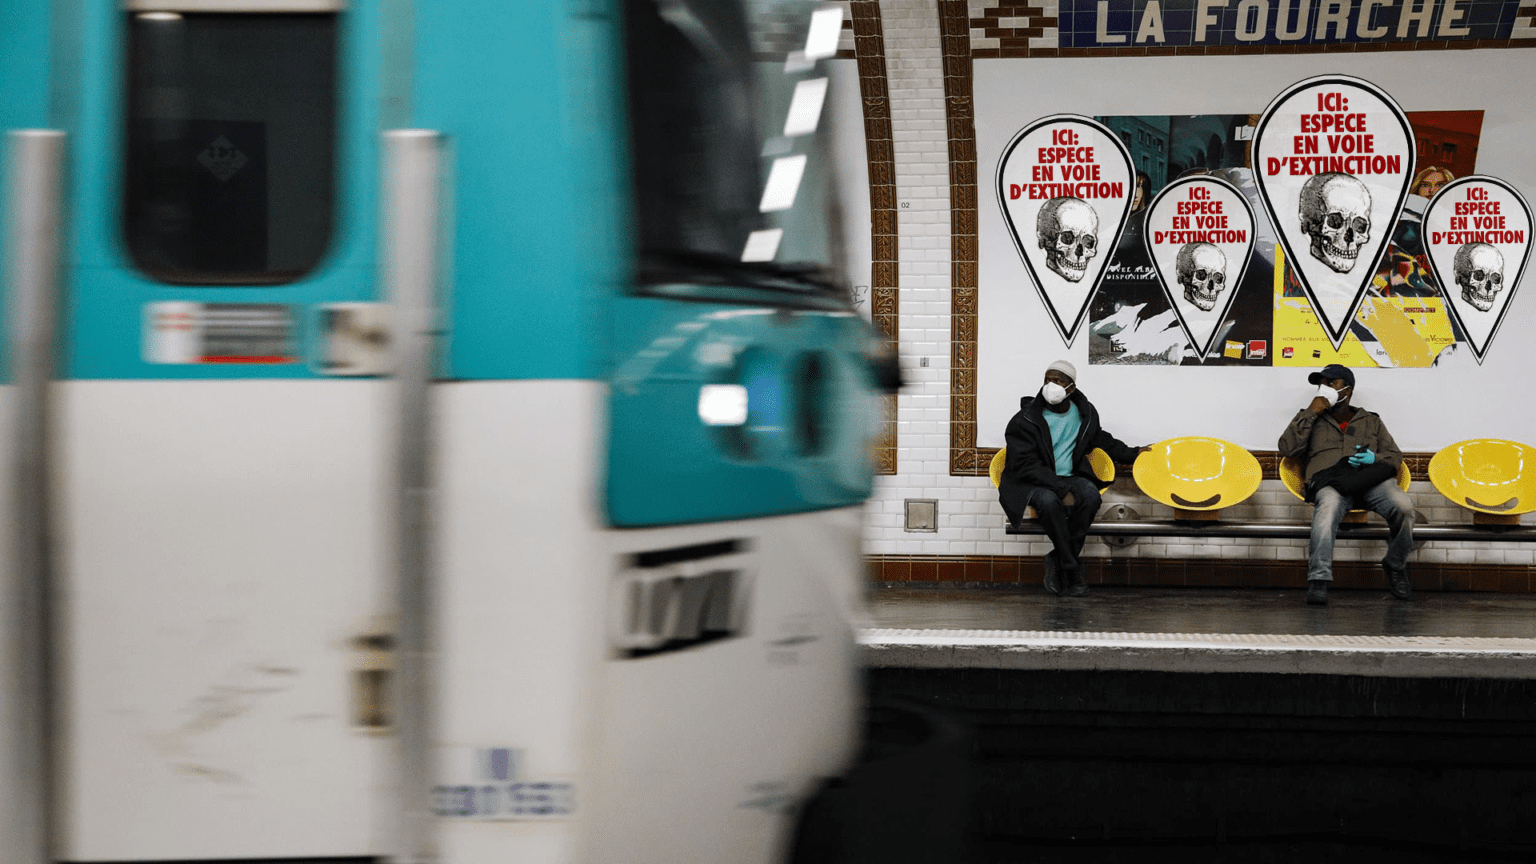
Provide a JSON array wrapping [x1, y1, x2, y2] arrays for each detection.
[[1370, 416, 1403, 472], [1091, 427, 1142, 465], [1005, 421, 1067, 493], [1278, 408, 1319, 458]]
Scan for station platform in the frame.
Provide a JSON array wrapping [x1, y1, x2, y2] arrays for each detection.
[[859, 586, 1536, 678]]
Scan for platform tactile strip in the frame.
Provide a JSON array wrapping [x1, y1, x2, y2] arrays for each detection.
[[859, 628, 1536, 652]]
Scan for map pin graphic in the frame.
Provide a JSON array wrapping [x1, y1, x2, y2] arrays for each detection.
[[1143, 176, 1257, 363], [1252, 76, 1415, 350], [996, 114, 1135, 346], [1421, 176, 1533, 364]]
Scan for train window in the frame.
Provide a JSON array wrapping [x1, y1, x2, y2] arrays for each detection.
[[624, 0, 846, 307], [123, 11, 337, 285]]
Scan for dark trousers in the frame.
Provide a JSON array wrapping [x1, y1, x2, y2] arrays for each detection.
[[1029, 476, 1102, 576]]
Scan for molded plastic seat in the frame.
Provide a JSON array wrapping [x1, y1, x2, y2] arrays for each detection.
[[989, 447, 1115, 492], [1133, 437, 1262, 511], [1280, 455, 1411, 503], [1428, 439, 1536, 516]]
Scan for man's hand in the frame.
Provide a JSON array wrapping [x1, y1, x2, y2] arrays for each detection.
[[1348, 447, 1376, 467], [1308, 396, 1332, 414]]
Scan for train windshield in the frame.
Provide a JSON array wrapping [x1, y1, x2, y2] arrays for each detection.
[[625, 0, 848, 307]]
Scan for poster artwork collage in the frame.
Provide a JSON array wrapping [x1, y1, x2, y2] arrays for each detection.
[[996, 76, 1533, 366]]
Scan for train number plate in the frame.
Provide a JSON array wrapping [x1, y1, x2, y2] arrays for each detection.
[[144, 301, 297, 364]]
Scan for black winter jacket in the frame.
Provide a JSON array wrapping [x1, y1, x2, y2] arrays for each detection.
[[998, 388, 1139, 527]]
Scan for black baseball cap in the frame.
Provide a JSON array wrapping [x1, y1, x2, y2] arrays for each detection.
[[1307, 364, 1355, 388]]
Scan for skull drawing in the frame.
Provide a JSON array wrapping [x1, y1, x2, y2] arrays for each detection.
[[1454, 243, 1504, 312], [1036, 197, 1099, 282], [1176, 243, 1227, 312], [1298, 173, 1372, 273]]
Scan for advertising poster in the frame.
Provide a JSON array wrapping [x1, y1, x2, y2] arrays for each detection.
[[974, 55, 1535, 452], [1142, 176, 1258, 362], [1084, 108, 1486, 368], [1252, 76, 1416, 349], [1086, 114, 1276, 365], [1272, 110, 1486, 368], [1421, 176, 1532, 364], [996, 115, 1135, 344]]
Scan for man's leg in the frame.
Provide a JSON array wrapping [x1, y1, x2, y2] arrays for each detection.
[[1029, 487, 1070, 596], [1062, 476, 1099, 571], [1307, 487, 1350, 603], [1362, 478, 1415, 599]]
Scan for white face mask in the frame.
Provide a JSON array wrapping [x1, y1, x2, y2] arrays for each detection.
[[1316, 384, 1340, 406], [1042, 382, 1071, 405]]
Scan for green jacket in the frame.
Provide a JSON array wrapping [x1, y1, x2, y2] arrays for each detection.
[[1278, 405, 1403, 484]]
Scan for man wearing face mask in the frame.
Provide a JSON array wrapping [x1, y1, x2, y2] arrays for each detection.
[[999, 360, 1145, 597], [1278, 364, 1414, 606]]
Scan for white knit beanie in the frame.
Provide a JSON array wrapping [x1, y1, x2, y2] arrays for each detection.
[[1045, 360, 1077, 382]]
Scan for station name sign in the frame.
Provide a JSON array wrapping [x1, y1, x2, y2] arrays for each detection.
[[1064, 0, 1515, 49]]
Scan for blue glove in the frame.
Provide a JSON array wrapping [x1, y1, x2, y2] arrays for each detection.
[[1348, 447, 1376, 467]]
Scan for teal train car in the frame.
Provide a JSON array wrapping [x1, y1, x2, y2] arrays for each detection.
[[0, 1, 893, 862]]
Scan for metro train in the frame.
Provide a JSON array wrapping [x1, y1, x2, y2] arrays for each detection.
[[0, 2, 894, 863]]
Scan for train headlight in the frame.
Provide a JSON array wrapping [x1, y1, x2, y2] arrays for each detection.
[[698, 384, 749, 426]]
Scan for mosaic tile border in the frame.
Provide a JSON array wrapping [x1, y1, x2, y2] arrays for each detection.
[[868, 553, 1536, 592], [939, 0, 983, 475], [851, 0, 900, 475], [966, 0, 1536, 56]]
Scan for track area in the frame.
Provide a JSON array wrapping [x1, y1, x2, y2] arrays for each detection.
[[859, 588, 1536, 861]]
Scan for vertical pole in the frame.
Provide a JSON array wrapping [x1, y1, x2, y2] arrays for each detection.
[[2, 129, 64, 864], [382, 129, 442, 864]]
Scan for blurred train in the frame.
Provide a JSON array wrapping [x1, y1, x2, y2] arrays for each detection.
[[1, 2, 894, 863]]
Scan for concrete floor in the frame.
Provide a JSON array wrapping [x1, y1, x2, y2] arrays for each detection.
[[867, 586, 1536, 641]]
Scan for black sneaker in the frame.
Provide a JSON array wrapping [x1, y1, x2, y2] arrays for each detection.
[[1385, 563, 1413, 600], [1306, 580, 1329, 605], [1042, 553, 1062, 596]]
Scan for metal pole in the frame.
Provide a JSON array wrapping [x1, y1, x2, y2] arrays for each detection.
[[2, 129, 64, 864], [382, 129, 443, 864], [1007, 521, 1536, 542]]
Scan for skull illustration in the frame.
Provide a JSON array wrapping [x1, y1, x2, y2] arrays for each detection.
[[1176, 243, 1227, 312], [1298, 173, 1372, 273], [1036, 197, 1099, 282], [1454, 243, 1504, 312]]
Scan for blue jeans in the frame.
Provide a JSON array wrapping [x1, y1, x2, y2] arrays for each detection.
[[1029, 476, 1103, 578], [1308, 480, 1414, 582]]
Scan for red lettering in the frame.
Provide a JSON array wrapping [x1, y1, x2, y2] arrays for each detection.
[[1455, 201, 1501, 215]]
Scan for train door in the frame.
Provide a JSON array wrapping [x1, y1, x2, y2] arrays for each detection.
[[49, 1, 395, 858]]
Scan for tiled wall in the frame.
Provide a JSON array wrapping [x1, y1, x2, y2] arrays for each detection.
[[851, 0, 1536, 581]]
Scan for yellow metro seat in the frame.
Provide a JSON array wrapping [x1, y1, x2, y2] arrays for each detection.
[[1280, 455, 1411, 523], [1428, 439, 1536, 522], [989, 447, 1115, 494], [1133, 437, 1261, 513]]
